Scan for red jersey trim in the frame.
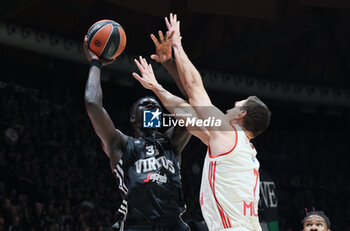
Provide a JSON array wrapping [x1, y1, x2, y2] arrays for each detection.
[[208, 161, 232, 228], [209, 124, 238, 158]]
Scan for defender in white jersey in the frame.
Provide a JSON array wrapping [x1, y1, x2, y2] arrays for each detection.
[[200, 124, 261, 231], [164, 13, 271, 231], [130, 13, 271, 231]]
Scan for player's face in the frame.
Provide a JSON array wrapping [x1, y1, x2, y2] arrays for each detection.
[[303, 215, 329, 231], [133, 97, 161, 124]]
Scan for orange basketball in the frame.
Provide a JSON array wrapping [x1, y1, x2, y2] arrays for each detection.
[[86, 20, 126, 60]]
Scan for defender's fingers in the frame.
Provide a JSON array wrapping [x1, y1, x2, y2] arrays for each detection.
[[150, 34, 160, 45], [134, 59, 144, 71], [165, 17, 171, 29], [158, 31, 164, 42], [142, 58, 150, 70], [150, 54, 159, 60], [139, 56, 147, 67], [148, 64, 154, 74], [170, 13, 175, 24], [141, 57, 148, 66]]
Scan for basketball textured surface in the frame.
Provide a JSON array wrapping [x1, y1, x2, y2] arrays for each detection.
[[87, 20, 126, 60]]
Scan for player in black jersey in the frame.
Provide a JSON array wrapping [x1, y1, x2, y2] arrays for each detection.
[[83, 31, 192, 231]]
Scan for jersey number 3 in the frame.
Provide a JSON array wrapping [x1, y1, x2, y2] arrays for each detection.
[[145, 145, 159, 156]]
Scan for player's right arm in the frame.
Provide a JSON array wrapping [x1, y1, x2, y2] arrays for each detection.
[[83, 36, 128, 168], [165, 14, 236, 154]]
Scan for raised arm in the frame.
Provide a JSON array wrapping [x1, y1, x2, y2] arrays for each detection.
[[83, 36, 127, 168], [166, 14, 237, 154], [150, 30, 188, 99], [132, 56, 209, 147], [163, 13, 209, 106]]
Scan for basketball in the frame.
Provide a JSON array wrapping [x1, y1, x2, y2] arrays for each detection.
[[86, 20, 127, 60]]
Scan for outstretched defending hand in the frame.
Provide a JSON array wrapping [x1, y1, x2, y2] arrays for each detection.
[[150, 30, 174, 63], [165, 13, 182, 46], [132, 56, 160, 90], [83, 36, 114, 66]]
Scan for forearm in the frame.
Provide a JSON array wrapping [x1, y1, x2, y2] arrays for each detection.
[[85, 65, 103, 106], [162, 58, 188, 99], [172, 44, 203, 94], [152, 84, 187, 111], [153, 83, 210, 145], [172, 44, 213, 108]]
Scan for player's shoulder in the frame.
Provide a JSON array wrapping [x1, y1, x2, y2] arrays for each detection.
[[230, 124, 246, 142], [110, 129, 130, 151], [208, 124, 247, 157]]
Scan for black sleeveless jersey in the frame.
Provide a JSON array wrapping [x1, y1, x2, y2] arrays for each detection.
[[113, 133, 186, 224]]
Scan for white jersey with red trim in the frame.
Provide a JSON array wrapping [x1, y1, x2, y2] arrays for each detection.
[[200, 124, 261, 231]]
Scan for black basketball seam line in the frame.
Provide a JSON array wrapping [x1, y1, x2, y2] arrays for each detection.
[[100, 23, 113, 56], [103, 24, 114, 58], [114, 27, 124, 59], [102, 25, 124, 59], [87, 20, 112, 49], [89, 23, 112, 56], [87, 19, 113, 35]]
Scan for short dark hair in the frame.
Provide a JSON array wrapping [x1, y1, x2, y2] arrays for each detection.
[[302, 211, 331, 229], [240, 96, 271, 138], [129, 96, 160, 117]]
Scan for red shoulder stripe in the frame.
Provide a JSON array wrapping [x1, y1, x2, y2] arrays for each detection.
[[209, 125, 238, 158]]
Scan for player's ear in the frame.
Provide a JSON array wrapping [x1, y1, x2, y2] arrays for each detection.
[[235, 110, 247, 119], [240, 110, 247, 118], [130, 115, 135, 123]]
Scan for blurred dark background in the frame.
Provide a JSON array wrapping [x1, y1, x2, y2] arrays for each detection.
[[1, 0, 350, 230]]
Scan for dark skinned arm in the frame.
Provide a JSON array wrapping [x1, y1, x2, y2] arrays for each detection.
[[83, 36, 128, 170]]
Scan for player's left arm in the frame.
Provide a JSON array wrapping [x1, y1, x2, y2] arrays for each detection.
[[149, 30, 195, 159], [150, 30, 188, 99], [132, 57, 210, 151]]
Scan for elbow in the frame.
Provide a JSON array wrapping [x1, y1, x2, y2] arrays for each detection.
[[84, 94, 94, 106], [84, 90, 102, 107], [84, 100, 103, 120], [84, 96, 100, 111]]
